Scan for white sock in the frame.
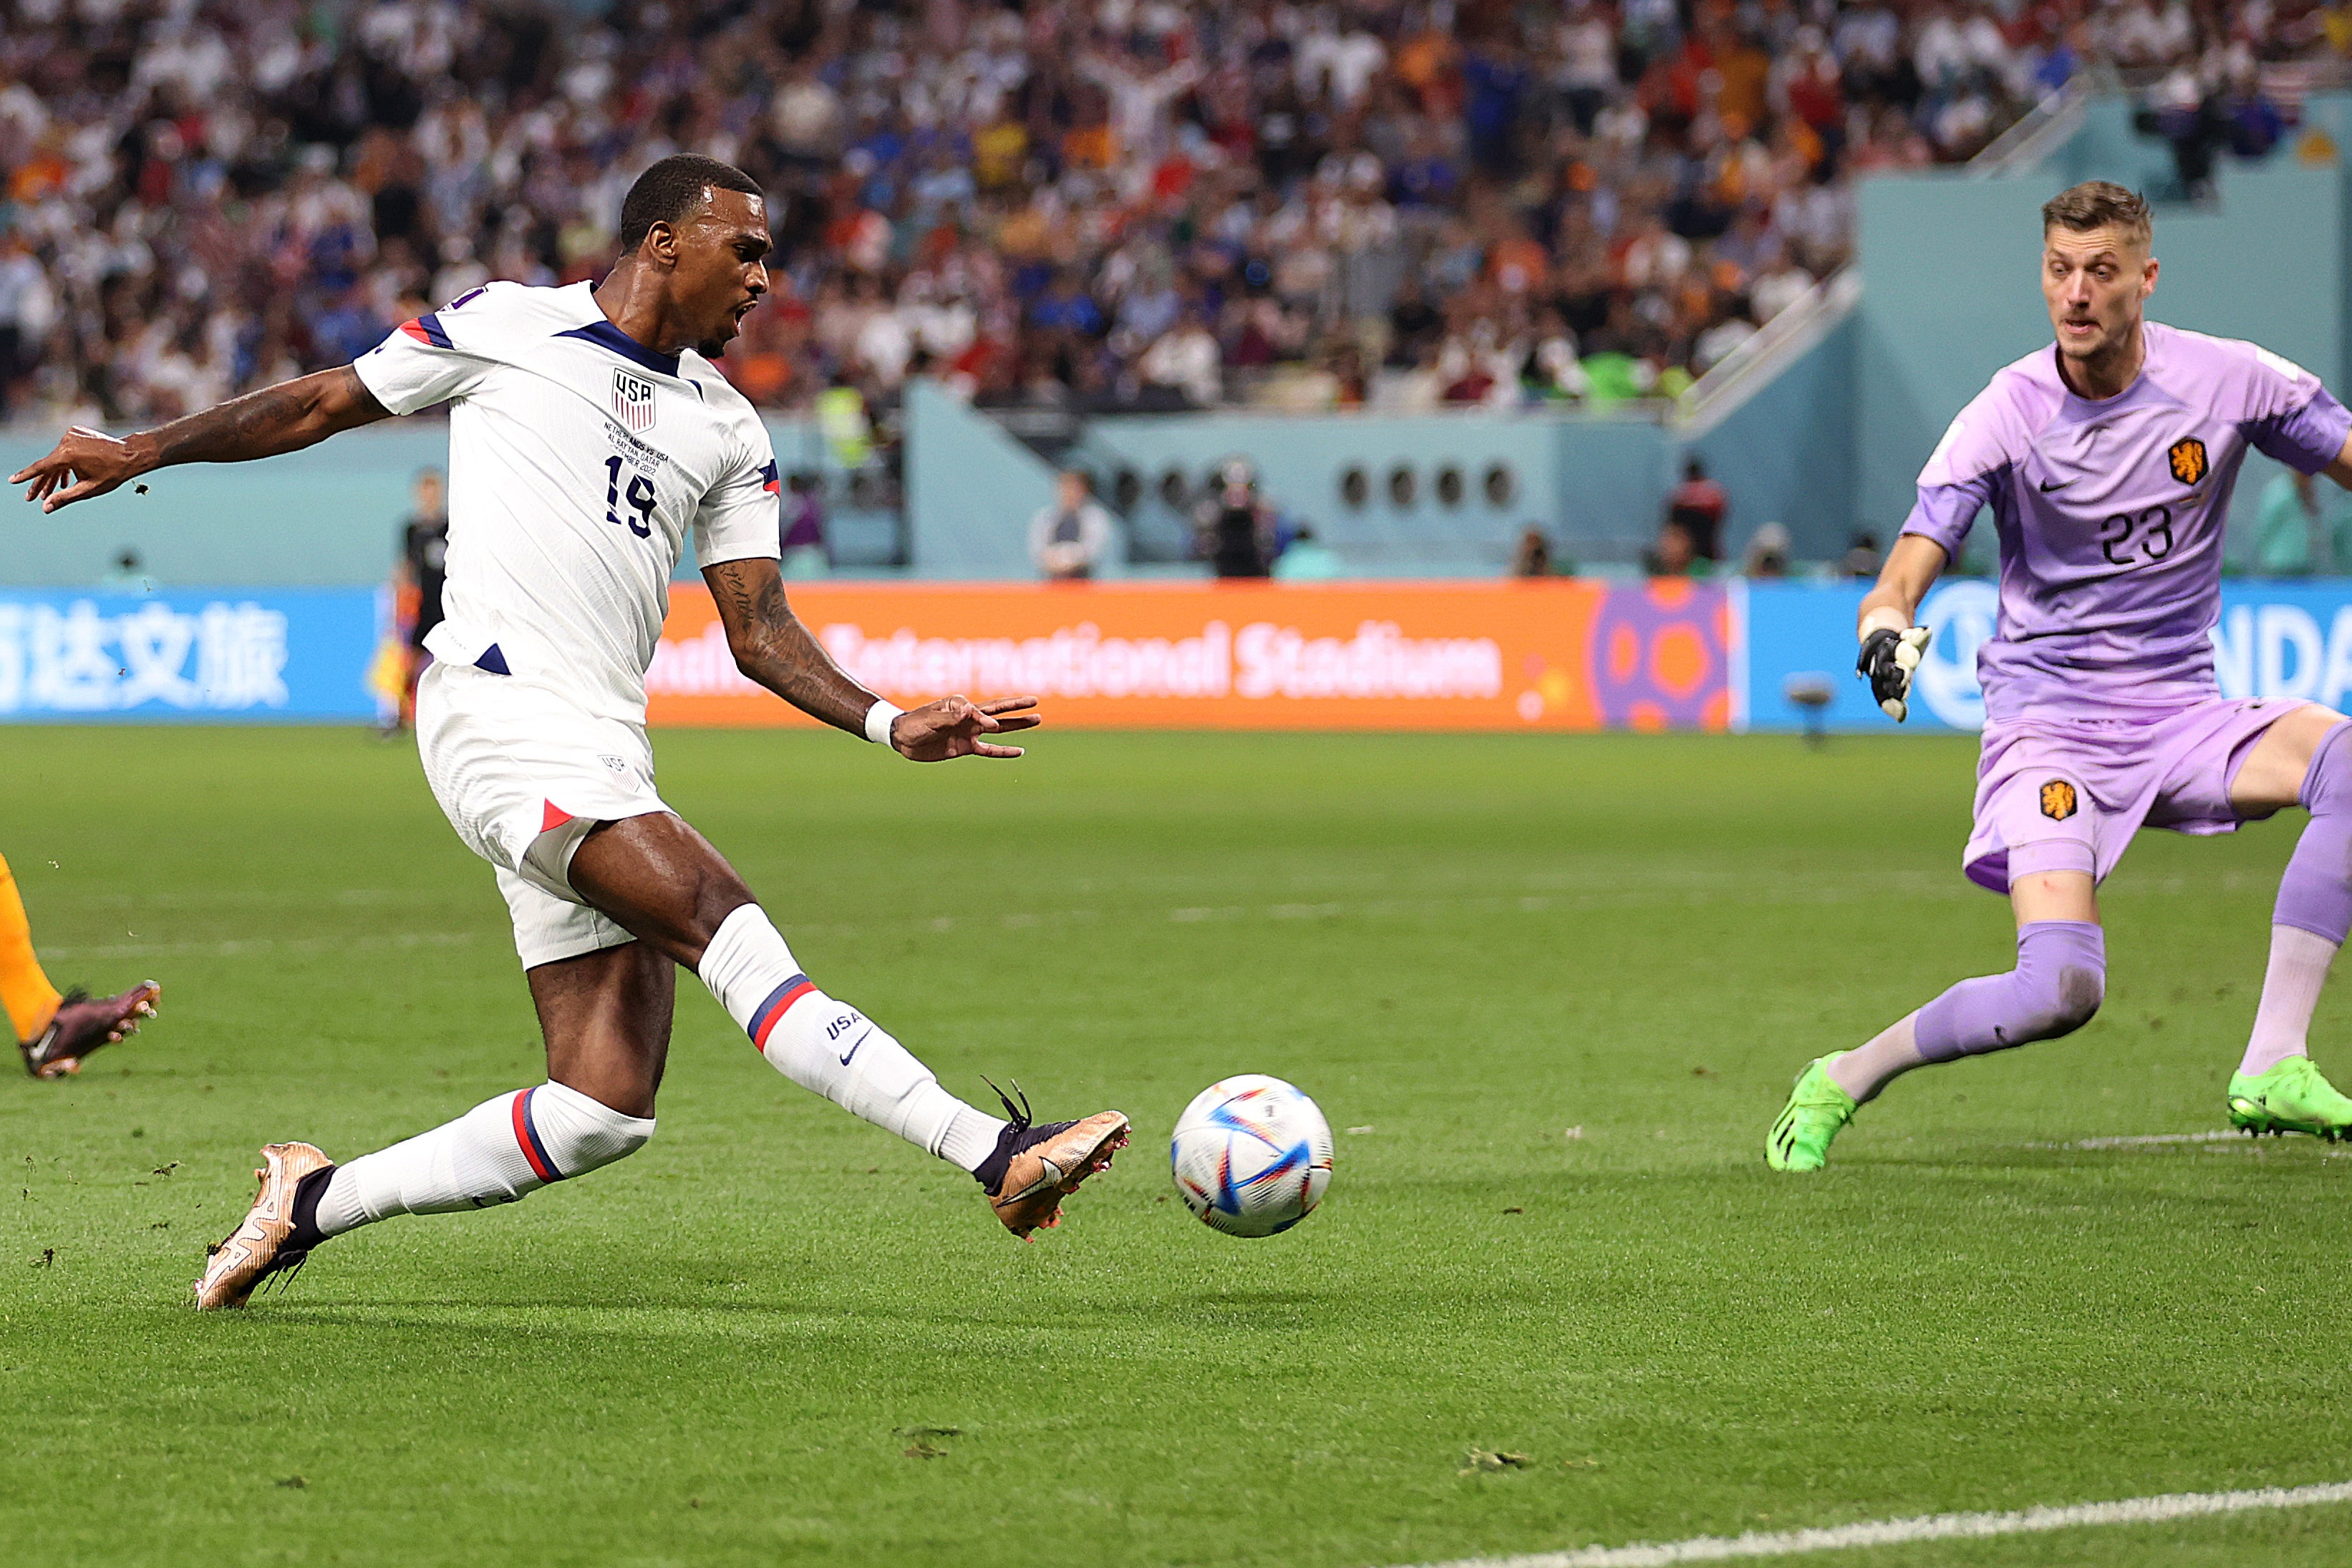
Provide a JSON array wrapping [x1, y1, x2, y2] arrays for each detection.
[[1826, 1010, 1927, 1104], [2240, 924, 2339, 1078], [316, 1081, 654, 1237], [697, 904, 1005, 1171]]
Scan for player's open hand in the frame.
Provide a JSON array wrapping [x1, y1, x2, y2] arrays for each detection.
[[11, 427, 143, 513], [890, 695, 1042, 760], [1857, 626, 1932, 721]]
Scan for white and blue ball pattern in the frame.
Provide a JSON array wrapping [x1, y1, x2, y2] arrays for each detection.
[[1169, 1075, 1334, 1237]]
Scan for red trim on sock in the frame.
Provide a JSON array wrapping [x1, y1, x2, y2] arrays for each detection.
[[510, 1090, 558, 1182], [749, 977, 818, 1051]]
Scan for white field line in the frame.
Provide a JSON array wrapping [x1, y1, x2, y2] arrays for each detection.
[[1406, 1481, 2352, 1568], [2022, 1131, 2244, 1151]]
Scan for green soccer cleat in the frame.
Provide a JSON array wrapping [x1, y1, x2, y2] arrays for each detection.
[[2226, 1056, 2352, 1141], [1767, 1055, 1858, 1171]]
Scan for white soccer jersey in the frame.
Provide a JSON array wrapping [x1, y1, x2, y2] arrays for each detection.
[[353, 280, 781, 723]]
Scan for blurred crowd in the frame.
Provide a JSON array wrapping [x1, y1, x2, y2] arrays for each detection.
[[0, 0, 2340, 432]]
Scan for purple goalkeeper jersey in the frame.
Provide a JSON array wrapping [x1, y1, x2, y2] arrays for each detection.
[[1902, 321, 2352, 722]]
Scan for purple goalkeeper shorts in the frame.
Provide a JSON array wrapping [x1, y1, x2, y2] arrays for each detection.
[[1963, 697, 2308, 894]]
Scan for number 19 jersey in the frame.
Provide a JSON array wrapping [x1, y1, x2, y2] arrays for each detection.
[[1902, 320, 2352, 723], [353, 280, 781, 725]]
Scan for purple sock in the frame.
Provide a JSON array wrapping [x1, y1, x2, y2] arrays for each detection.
[[2272, 720, 2352, 945], [1831, 921, 2107, 1103], [1914, 920, 2106, 1063]]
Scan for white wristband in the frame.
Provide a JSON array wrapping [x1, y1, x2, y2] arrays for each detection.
[[1859, 606, 1910, 642], [863, 700, 905, 747]]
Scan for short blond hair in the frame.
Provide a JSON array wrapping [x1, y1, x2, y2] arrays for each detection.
[[2041, 180, 2152, 246]]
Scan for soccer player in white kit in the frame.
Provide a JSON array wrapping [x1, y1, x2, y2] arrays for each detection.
[[13, 157, 1131, 1307]]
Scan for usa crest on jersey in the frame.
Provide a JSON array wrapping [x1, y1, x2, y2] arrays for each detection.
[[611, 367, 657, 432]]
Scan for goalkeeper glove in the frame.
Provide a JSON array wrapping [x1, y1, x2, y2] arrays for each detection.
[[1857, 626, 1931, 721]]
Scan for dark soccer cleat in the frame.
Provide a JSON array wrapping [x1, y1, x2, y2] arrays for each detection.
[[19, 982, 160, 1079], [973, 1080, 1129, 1239], [193, 1142, 335, 1310]]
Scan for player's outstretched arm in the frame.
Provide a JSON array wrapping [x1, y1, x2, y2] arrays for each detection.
[[2323, 427, 2352, 490], [704, 556, 1040, 760], [1855, 535, 1948, 722], [11, 367, 392, 513]]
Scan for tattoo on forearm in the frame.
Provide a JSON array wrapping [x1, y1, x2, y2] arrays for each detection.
[[713, 564, 876, 734], [145, 368, 369, 469], [146, 382, 316, 468]]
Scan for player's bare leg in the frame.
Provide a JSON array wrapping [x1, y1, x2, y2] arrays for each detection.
[[2224, 705, 2352, 1137], [566, 813, 1128, 1237], [531, 934, 675, 1118], [1771, 870, 2105, 1171], [195, 941, 667, 1308]]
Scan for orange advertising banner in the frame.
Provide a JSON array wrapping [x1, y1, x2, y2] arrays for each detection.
[[644, 580, 1733, 731]]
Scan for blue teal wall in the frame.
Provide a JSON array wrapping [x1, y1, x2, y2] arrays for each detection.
[[0, 424, 445, 588], [0, 376, 1786, 584], [0, 417, 833, 589], [1083, 408, 1669, 573], [901, 379, 1060, 579], [1070, 390, 1862, 574], [2047, 91, 2352, 195], [2042, 95, 2182, 194], [1687, 313, 1859, 559]]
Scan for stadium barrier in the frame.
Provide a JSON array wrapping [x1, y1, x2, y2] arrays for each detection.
[[0, 589, 381, 722], [644, 581, 1733, 731], [1741, 579, 2352, 732], [12, 579, 2352, 733]]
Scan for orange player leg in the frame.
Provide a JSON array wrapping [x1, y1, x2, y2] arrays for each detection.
[[0, 852, 63, 1044]]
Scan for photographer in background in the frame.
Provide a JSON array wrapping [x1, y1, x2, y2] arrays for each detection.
[[1196, 459, 1274, 579], [1665, 455, 1729, 561], [1030, 468, 1113, 581]]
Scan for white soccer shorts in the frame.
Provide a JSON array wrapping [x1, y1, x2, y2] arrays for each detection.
[[415, 659, 674, 969]]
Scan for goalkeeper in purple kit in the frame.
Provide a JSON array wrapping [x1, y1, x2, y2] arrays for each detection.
[[1771, 180, 2352, 1169]]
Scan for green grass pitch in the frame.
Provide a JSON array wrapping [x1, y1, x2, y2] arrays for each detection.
[[8, 725, 2352, 1567]]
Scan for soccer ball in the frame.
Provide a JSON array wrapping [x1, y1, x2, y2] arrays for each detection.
[[1169, 1075, 1334, 1237]]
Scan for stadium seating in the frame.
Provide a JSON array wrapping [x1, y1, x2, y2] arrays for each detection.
[[0, 0, 2326, 435]]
